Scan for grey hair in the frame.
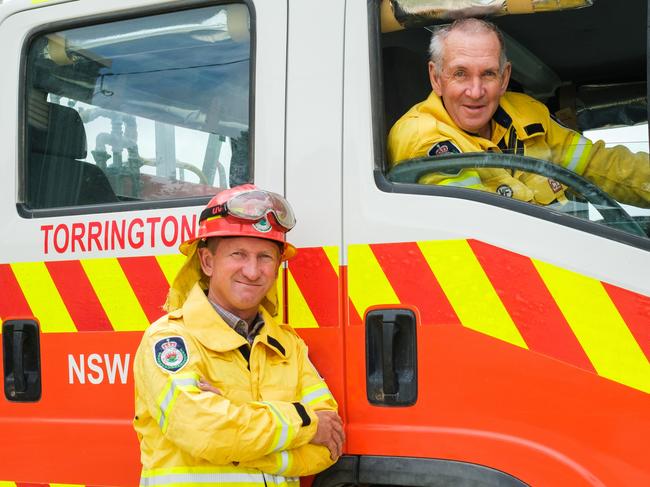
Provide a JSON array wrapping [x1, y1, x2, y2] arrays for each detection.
[[429, 18, 509, 75]]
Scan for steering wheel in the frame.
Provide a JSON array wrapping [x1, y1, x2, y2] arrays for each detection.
[[387, 153, 646, 237]]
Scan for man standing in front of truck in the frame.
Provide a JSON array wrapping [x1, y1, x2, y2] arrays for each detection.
[[388, 18, 650, 207], [133, 184, 344, 486]]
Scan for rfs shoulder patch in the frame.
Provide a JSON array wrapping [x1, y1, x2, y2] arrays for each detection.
[[548, 178, 563, 193], [428, 140, 461, 157], [154, 336, 189, 373]]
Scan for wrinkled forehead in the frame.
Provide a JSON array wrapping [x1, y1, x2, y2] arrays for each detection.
[[442, 30, 502, 69]]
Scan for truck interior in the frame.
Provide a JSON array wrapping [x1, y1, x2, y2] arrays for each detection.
[[23, 4, 250, 211], [380, 0, 650, 240]]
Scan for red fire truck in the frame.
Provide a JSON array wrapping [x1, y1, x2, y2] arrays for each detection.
[[1, 0, 648, 485]]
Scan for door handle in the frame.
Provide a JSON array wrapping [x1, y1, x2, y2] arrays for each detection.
[[12, 328, 26, 393], [366, 308, 417, 406], [381, 321, 397, 395], [3, 319, 42, 402]]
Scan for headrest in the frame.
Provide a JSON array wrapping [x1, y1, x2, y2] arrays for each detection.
[[30, 103, 87, 159]]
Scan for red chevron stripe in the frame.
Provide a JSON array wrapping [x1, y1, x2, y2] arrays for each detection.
[[288, 248, 339, 326], [469, 240, 595, 372], [370, 242, 460, 326], [118, 256, 169, 323], [0, 264, 33, 319], [46, 260, 112, 331], [603, 283, 650, 362]]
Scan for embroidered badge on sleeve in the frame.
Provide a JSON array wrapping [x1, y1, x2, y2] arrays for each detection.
[[153, 336, 189, 373], [428, 140, 461, 157], [548, 178, 563, 193]]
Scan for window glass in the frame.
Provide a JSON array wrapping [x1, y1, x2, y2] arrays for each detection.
[[25, 4, 251, 210], [380, 2, 649, 240]]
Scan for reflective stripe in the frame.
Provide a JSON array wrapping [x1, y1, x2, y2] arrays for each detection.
[[300, 382, 333, 406], [437, 170, 484, 189], [562, 133, 592, 175], [141, 471, 262, 486], [264, 474, 299, 487], [260, 401, 294, 452], [155, 373, 200, 433], [141, 468, 297, 487], [275, 450, 291, 475]]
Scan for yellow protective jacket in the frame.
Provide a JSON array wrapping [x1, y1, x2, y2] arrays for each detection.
[[134, 283, 338, 487], [388, 91, 650, 207]]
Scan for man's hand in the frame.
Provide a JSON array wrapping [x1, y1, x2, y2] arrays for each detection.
[[198, 378, 222, 395], [310, 410, 345, 460]]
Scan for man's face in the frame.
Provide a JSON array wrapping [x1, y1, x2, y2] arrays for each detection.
[[198, 236, 281, 321], [429, 29, 511, 139]]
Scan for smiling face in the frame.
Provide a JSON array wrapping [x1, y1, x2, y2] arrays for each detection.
[[198, 236, 281, 322], [429, 28, 511, 139]]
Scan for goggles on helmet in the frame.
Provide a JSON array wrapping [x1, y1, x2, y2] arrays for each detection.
[[200, 189, 296, 230]]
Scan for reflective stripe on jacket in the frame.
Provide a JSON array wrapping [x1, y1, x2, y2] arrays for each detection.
[[388, 91, 650, 208], [134, 283, 338, 486]]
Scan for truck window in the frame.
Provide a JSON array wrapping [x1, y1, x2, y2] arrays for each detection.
[[23, 4, 251, 211], [380, 2, 650, 242]]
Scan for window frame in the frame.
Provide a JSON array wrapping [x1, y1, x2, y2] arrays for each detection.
[[368, 0, 650, 252], [18, 0, 256, 219]]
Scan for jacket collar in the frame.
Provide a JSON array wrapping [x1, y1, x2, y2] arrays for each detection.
[[178, 283, 289, 359], [425, 91, 546, 142], [255, 307, 290, 359]]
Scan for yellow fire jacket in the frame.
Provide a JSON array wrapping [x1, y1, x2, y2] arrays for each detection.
[[134, 283, 338, 487], [388, 91, 650, 207]]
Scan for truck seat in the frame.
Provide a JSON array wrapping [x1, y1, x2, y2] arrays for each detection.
[[27, 103, 118, 208]]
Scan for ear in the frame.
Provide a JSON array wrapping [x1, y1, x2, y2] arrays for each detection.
[[197, 247, 215, 277], [499, 62, 512, 95], [429, 61, 443, 96]]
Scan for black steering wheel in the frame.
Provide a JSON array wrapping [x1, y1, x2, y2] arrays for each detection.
[[387, 153, 646, 237]]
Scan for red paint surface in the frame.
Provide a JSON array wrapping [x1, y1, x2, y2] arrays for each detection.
[[118, 256, 170, 323], [0, 332, 142, 486], [343, 321, 650, 486], [46, 260, 113, 331], [289, 247, 339, 326], [371, 242, 460, 326], [469, 240, 595, 371], [603, 282, 650, 361], [0, 264, 33, 318]]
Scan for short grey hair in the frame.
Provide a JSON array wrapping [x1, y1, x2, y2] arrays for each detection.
[[429, 18, 509, 75]]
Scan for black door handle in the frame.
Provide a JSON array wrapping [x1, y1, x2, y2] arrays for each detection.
[[12, 327, 26, 393], [381, 321, 398, 395], [3, 319, 41, 402], [366, 308, 417, 406]]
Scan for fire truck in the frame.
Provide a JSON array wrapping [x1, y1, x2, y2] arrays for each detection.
[[1, 0, 649, 485]]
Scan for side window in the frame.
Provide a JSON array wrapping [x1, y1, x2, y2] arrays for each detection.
[[24, 4, 251, 210], [380, 2, 649, 241]]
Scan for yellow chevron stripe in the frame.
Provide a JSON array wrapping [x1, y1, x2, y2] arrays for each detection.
[[156, 253, 186, 286], [348, 244, 399, 317], [0, 481, 18, 486], [534, 260, 650, 393], [323, 246, 339, 275], [81, 258, 149, 331], [10, 262, 76, 333], [276, 274, 286, 324], [287, 270, 318, 328], [418, 240, 527, 348]]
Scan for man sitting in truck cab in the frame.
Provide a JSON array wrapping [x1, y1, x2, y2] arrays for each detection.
[[387, 18, 650, 208]]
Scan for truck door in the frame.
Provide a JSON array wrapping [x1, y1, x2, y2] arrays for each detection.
[[0, 0, 287, 484], [335, 1, 650, 486]]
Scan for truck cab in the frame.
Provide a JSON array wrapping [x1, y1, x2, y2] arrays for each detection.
[[0, 0, 648, 485]]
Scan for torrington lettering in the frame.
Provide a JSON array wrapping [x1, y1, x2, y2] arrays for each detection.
[[40, 214, 197, 254]]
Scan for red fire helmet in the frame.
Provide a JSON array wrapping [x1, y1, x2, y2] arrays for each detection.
[[179, 184, 297, 260]]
